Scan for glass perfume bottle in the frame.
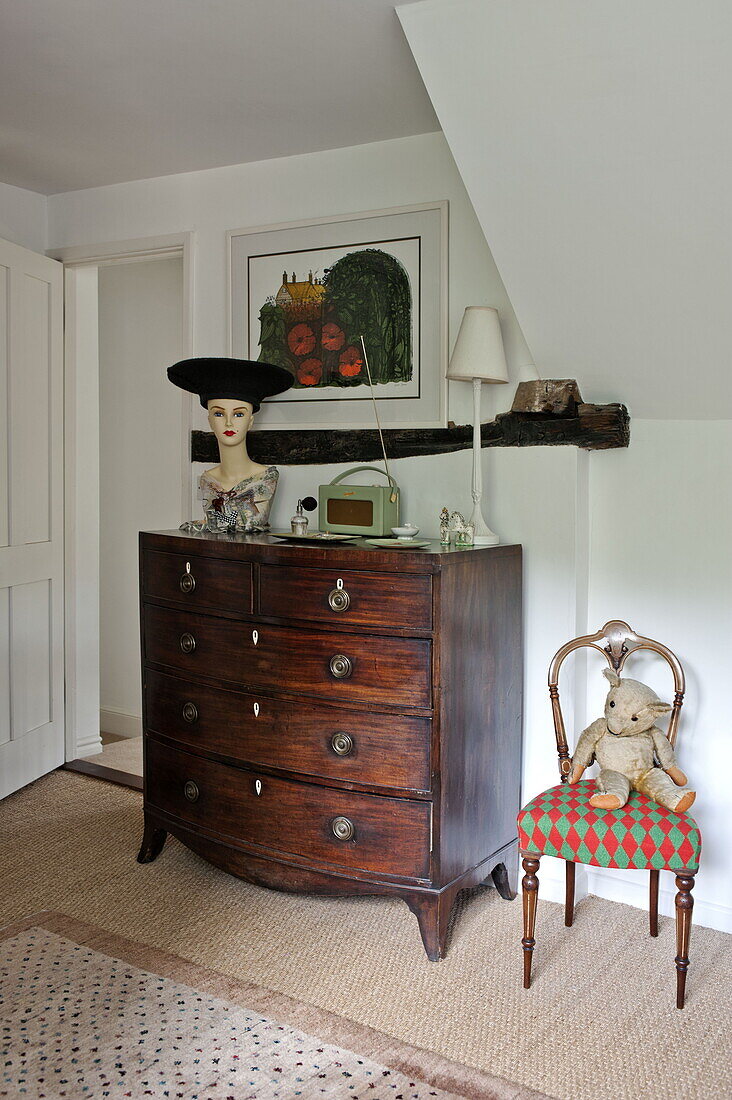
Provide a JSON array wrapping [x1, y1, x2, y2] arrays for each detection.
[[291, 499, 308, 536]]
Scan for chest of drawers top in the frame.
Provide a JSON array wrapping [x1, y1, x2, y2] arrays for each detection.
[[140, 528, 518, 627]]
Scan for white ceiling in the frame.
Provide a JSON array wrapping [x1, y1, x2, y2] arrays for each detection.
[[401, 0, 732, 419], [0, 0, 437, 195]]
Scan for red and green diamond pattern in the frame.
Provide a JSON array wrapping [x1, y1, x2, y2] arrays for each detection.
[[517, 780, 701, 871]]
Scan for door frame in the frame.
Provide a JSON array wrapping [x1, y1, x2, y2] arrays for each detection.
[[50, 232, 194, 760]]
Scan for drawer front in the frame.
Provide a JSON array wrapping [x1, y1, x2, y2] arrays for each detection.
[[146, 740, 431, 879], [259, 565, 432, 631], [145, 669, 432, 791], [142, 549, 252, 614], [143, 605, 432, 708]]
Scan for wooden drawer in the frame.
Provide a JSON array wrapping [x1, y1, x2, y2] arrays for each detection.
[[146, 740, 431, 879], [145, 669, 432, 791], [259, 565, 432, 631], [142, 549, 252, 614], [143, 605, 432, 708]]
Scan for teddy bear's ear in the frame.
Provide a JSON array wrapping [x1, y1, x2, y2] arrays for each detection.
[[603, 668, 621, 687], [642, 701, 673, 720]]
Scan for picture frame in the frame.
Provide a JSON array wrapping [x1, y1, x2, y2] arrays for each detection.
[[227, 201, 448, 430]]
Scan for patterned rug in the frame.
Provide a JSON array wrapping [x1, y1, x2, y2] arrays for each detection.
[[0, 913, 546, 1100]]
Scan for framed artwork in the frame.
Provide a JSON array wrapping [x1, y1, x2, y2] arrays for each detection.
[[228, 202, 448, 429]]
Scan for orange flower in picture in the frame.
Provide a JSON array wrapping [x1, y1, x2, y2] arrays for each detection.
[[321, 322, 346, 351], [338, 346, 363, 378], [297, 358, 323, 386], [287, 323, 316, 357]]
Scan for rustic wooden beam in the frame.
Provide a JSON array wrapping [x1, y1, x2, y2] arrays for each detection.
[[191, 402, 629, 466]]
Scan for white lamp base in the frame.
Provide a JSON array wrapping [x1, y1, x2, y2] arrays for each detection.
[[469, 506, 500, 545]]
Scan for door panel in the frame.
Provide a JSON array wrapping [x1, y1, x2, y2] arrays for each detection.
[[11, 272, 51, 545], [0, 237, 64, 800], [0, 588, 9, 746], [10, 580, 52, 736], [0, 264, 8, 549]]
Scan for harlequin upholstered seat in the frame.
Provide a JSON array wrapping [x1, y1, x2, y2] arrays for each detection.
[[518, 621, 701, 1009]]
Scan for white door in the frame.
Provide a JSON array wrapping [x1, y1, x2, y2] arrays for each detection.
[[0, 237, 65, 799]]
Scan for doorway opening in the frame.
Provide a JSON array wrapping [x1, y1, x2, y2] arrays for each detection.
[[60, 236, 192, 789]]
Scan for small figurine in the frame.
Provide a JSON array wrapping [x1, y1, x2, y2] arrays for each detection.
[[439, 507, 450, 545], [569, 668, 696, 812], [168, 357, 293, 533]]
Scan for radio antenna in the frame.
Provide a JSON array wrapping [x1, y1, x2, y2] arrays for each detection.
[[359, 335, 397, 503]]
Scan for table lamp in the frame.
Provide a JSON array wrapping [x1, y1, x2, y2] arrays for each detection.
[[446, 306, 509, 545]]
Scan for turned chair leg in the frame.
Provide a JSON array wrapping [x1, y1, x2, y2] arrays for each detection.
[[521, 855, 540, 988], [674, 873, 695, 1009], [649, 869, 660, 937], [565, 861, 575, 927]]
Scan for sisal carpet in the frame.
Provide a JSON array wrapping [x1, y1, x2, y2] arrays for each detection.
[[1, 770, 731, 1100], [0, 913, 542, 1099]]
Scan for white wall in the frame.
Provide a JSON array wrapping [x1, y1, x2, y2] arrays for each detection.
[[398, 0, 732, 421], [584, 421, 732, 931], [400, 0, 732, 931], [0, 181, 47, 253], [98, 257, 184, 736]]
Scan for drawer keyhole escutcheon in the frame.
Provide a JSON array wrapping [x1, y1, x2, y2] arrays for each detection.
[[331, 732, 353, 756], [182, 702, 198, 724], [329, 654, 352, 679], [179, 562, 196, 594], [253, 702, 260, 718], [255, 779, 262, 796], [328, 579, 350, 612], [180, 632, 196, 654], [252, 629, 259, 646], [184, 780, 199, 803], [331, 816, 355, 841]]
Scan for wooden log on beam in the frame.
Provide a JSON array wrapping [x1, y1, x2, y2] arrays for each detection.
[[191, 402, 629, 466]]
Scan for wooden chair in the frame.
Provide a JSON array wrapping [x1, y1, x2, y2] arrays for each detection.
[[517, 620, 701, 1008]]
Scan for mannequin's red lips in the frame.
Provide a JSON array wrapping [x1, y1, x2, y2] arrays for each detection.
[[224, 430, 236, 436]]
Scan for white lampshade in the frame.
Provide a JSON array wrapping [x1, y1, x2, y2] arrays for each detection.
[[447, 306, 509, 384]]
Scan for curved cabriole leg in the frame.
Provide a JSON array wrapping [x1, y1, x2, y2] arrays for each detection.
[[674, 873, 695, 1009], [649, 869, 660, 937], [521, 856, 540, 988], [565, 861, 575, 927], [137, 816, 168, 864]]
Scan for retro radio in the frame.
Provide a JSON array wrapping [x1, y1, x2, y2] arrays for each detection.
[[319, 465, 400, 537]]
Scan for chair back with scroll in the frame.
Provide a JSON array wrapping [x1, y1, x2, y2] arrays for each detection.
[[549, 619, 686, 781], [517, 620, 701, 1009]]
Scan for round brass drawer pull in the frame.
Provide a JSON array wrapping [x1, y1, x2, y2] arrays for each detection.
[[184, 780, 200, 803], [182, 702, 198, 724], [329, 654, 352, 679], [331, 732, 353, 756], [331, 816, 355, 841], [179, 632, 196, 654], [179, 572, 196, 594], [328, 587, 350, 612]]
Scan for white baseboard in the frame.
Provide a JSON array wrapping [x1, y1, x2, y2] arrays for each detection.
[[528, 855, 732, 935], [100, 707, 142, 740]]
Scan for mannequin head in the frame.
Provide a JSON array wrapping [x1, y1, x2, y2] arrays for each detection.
[[207, 398, 255, 449]]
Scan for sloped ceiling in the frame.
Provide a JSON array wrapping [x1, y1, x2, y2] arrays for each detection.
[[398, 0, 732, 419]]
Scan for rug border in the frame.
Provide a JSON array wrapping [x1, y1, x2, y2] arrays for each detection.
[[0, 911, 550, 1100]]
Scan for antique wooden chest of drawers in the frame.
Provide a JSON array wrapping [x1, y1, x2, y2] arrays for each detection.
[[137, 530, 522, 959]]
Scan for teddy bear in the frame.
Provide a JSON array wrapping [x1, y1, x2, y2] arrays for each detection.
[[568, 668, 696, 813]]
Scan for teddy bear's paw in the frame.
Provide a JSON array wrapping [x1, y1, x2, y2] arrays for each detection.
[[589, 792, 624, 810], [674, 790, 696, 813]]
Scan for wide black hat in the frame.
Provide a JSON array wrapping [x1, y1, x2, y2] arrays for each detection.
[[167, 357, 294, 412]]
